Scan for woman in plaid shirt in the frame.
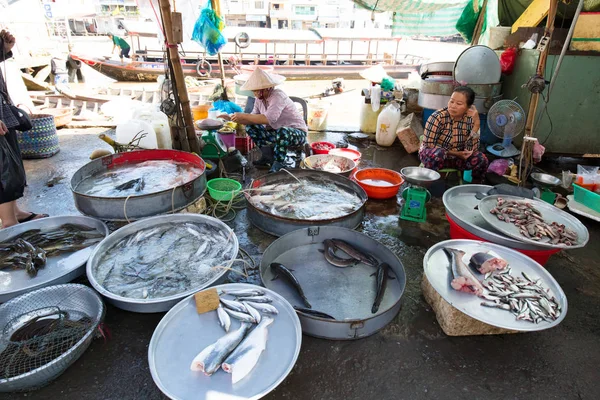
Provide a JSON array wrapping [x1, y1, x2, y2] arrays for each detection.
[[419, 86, 489, 182]]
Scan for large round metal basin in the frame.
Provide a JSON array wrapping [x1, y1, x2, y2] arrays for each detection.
[[245, 170, 368, 237], [70, 149, 206, 221]]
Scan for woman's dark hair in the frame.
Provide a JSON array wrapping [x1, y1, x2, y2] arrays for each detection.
[[453, 86, 475, 107]]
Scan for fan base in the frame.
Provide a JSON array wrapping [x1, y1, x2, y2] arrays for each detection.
[[487, 143, 521, 158]]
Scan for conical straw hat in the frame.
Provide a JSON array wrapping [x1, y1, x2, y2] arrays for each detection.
[[359, 63, 389, 83], [240, 68, 286, 91]]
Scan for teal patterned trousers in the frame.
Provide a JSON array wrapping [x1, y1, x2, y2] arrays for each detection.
[[245, 125, 306, 163]]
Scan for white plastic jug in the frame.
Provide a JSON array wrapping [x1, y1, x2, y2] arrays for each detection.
[[116, 119, 158, 149], [375, 102, 401, 147], [152, 120, 172, 149]]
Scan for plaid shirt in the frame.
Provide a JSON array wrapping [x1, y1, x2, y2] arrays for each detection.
[[421, 107, 479, 152]]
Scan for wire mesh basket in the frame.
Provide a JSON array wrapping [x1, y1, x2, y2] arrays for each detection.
[[0, 284, 104, 392]]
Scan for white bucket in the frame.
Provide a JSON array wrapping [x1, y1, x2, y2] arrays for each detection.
[[308, 101, 331, 131]]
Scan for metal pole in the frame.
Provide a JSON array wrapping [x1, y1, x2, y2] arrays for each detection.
[[548, 0, 585, 97], [211, 0, 227, 99]]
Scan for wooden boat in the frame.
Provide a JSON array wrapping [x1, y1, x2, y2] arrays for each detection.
[[72, 27, 424, 82]]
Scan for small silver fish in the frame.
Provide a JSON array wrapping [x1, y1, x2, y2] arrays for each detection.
[[217, 305, 231, 333], [244, 301, 279, 315], [220, 298, 247, 313], [221, 289, 265, 297], [235, 296, 273, 303], [242, 302, 262, 324], [224, 308, 257, 324]]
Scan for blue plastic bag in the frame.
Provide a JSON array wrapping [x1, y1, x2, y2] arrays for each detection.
[[212, 100, 242, 114], [191, 2, 226, 56]]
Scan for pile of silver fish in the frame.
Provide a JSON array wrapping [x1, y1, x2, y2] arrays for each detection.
[[490, 198, 579, 245], [94, 222, 236, 299], [481, 269, 562, 323], [190, 288, 277, 384], [1, 224, 104, 277], [248, 179, 363, 220], [443, 247, 561, 324], [76, 160, 203, 197]]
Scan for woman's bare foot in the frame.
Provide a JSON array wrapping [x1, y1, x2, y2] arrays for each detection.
[[14, 205, 48, 223]]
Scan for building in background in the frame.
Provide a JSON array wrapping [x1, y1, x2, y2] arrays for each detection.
[[222, 0, 269, 28]]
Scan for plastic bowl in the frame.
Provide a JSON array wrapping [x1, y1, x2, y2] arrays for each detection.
[[301, 154, 357, 177], [207, 178, 242, 201], [352, 168, 404, 199], [329, 148, 362, 163], [446, 213, 560, 266], [310, 141, 336, 155]]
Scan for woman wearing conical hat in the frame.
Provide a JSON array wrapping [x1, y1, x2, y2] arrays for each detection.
[[220, 68, 307, 173]]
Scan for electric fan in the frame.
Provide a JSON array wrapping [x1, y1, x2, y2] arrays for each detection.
[[486, 100, 526, 158]]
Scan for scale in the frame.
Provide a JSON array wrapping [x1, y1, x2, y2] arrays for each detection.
[[530, 172, 561, 204], [196, 119, 228, 159], [400, 167, 441, 223]]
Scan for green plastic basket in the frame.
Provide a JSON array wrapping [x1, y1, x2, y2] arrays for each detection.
[[207, 178, 242, 201], [573, 184, 600, 213]]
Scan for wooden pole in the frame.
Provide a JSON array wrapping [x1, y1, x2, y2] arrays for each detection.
[[523, 0, 559, 139], [158, 0, 199, 154], [471, 0, 488, 45]]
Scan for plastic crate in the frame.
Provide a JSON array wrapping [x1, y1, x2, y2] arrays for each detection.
[[573, 184, 600, 212], [235, 136, 254, 155]]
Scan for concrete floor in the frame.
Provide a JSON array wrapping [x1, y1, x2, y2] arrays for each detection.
[[4, 128, 600, 400]]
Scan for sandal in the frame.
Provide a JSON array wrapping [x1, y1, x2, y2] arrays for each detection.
[[18, 213, 49, 223]]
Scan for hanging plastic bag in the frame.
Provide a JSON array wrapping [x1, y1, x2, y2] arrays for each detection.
[[0, 135, 26, 202], [500, 47, 517, 75], [456, 0, 486, 44], [191, 1, 226, 56], [375, 101, 401, 147]]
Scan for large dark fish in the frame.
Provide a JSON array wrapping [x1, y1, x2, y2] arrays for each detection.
[[329, 239, 378, 267], [443, 248, 485, 296], [469, 252, 508, 274], [371, 262, 395, 314], [294, 306, 335, 320], [319, 239, 356, 268], [271, 262, 311, 308]]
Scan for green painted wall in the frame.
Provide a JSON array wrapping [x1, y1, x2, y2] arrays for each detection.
[[501, 49, 600, 154]]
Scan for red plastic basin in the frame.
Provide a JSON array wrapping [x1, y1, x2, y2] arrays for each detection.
[[352, 168, 404, 200], [446, 213, 560, 266], [310, 141, 336, 155]]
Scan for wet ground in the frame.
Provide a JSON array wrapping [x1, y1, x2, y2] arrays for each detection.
[[4, 127, 600, 400]]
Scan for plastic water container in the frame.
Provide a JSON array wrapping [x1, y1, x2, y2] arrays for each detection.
[[308, 101, 331, 131], [359, 103, 383, 134], [375, 102, 401, 147], [116, 119, 158, 149]]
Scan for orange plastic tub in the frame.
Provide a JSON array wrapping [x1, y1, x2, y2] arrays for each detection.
[[352, 168, 404, 199]]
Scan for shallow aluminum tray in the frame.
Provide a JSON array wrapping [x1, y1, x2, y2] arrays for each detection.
[[443, 185, 546, 251], [260, 227, 406, 340], [86, 214, 238, 313], [567, 195, 600, 222], [148, 283, 301, 400], [479, 195, 589, 249], [0, 284, 105, 392], [424, 239, 567, 332], [70, 150, 207, 221], [245, 170, 368, 237], [0, 216, 109, 303]]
